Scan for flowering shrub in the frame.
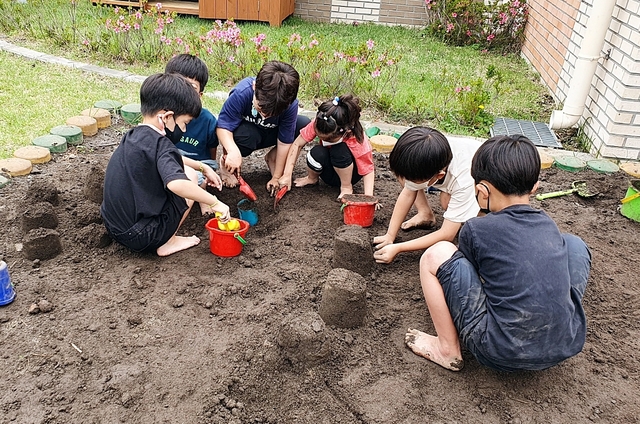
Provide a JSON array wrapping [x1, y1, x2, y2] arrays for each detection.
[[86, 3, 179, 63], [424, 0, 529, 53]]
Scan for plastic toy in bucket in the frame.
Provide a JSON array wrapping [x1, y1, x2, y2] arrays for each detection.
[[0, 260, 16, 306], [237, 199, 259, 226], [340, 194, 378, 227], [205, 218, 250, 257], [620, 179, 640, 223]]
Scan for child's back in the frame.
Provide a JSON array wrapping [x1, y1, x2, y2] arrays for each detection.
[[458, 204, 587, 370]]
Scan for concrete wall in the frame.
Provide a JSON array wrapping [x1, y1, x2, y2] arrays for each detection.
[[522, 0, 640, 161], [294, 0, 425, 26]]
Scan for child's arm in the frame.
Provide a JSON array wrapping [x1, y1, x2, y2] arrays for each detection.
[[374, 219, 461, 264], [362, 170, 375, 197], [278, 135, 307, 190], [216, 128, 242, 173], [373, 187, 417, 248], [166, 179, 230, 220]]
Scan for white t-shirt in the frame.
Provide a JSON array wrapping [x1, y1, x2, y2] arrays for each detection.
[[404, 136, 482, 223]]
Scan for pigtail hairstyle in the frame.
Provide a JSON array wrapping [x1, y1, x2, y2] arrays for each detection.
[[314, 94, 364, 143]]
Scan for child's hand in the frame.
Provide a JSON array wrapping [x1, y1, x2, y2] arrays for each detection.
[[278, 175, 292, 191], [373, 244, 399, 264], [211, 202, 230, 222], [266, 177, 280, 196], [203, 166, 223, 191], [223, 151, 242, 174], [373, 233, 394, 249]]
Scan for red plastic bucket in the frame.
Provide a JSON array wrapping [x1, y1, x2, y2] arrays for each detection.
[[340, 194, 378, 227], [205, 218, 249, 257]]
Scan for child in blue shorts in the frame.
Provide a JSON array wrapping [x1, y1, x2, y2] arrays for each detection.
[[165, 54, 220, 214], [405, 135, 591, 371]]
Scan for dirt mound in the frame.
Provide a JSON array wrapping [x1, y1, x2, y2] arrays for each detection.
[[0, 119, 639, 423]]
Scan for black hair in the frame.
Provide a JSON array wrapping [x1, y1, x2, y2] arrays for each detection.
[[314, 94, 365, 143], [140, 73, 202, 118], [164, 54, 209, 92], [254, 61, 300, 117], [389, 126, 452, 181], [471, 135, 540, 195]]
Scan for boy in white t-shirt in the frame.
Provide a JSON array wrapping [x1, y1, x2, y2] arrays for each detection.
[[374, 127, 482, 264]]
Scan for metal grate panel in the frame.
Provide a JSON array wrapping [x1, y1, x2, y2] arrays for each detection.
[[490, 117, 561, 148]]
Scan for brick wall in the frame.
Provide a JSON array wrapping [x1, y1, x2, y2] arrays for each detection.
[[294, 0, 332, 22], [294, 0, 425, 26], [523, 0, 640, 161], [521, 0, 581, 94]]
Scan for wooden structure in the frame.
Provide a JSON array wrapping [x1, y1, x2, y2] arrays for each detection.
[[96, 0, 294, 27]]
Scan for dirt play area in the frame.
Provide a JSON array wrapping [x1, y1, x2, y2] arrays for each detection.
[[1, 116, 639, 424]]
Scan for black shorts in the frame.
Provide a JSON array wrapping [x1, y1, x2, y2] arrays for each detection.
[[108, 201, 184, 253]]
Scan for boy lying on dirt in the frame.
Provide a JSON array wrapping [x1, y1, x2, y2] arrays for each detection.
[[405, 135, 591, 371], [373, 127, 481, 264], [101, 73, 230, 257]]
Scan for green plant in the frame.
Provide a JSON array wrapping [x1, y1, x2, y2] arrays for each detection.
[[424, 0, 529, 53]]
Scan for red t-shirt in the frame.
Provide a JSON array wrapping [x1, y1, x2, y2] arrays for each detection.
[[299, 119, 374, 176]]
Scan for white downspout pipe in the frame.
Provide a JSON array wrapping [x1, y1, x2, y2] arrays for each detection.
[[549, 0, 617, 129]]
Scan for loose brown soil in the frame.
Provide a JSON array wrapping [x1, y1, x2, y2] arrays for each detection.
[[1, 117, 639, 424]]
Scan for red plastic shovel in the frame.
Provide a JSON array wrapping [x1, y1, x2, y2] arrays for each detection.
[[237, 175, 257, 201], [273, 186, 287, 211]]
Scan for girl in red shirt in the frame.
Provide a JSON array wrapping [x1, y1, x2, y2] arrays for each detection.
[[279, 94, 375, 200]]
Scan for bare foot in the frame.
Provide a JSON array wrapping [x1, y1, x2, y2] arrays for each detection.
[[156, 235, 201, 257], [404, 328, 464, 371], [401, 214, 436, 231], [219, 165, 238, 188], [294, 175, 319, 187]]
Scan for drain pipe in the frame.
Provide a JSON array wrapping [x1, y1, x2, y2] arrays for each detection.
[[549, 0, 617, 129]]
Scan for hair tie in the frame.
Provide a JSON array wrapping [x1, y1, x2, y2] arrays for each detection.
[[332, 97, 339, 106], [322, 113, 328, 121]]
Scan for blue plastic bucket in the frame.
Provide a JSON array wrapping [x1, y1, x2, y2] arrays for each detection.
[[237, 199, 259, 226], [0, 261, 16, 306]]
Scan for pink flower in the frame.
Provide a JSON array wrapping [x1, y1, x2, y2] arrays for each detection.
[[135, 11, 142, 19], [154, 27, 163, 34], [134, 23, 140, 30], [366, 39, 375, 50], [156, 3, 162, 9], [386, 59, 394, 66], [206, 47, 213, 54], [446, 23, 455, 33], [487, 33, 495, 41], [309, 39, 319, 48], [371, 69, 381, 78], [165, 17, 173, 24], [455, 87, 462, 94], [114, 6, 120, 14], [228, 56, 235, 63], [82, 39, 89, 46], [452, 13, 457, 18], [466, 30, 471, 36], [464, 86, 471, 92]]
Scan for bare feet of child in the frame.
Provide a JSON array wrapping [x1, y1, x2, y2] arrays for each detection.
[[404, 328, 464, 371], [157, 235, 201, 257], [294, 175, 319, 187], [401, 214, 437, 231]]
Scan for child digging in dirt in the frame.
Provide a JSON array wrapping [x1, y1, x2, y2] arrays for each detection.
[[279, 94, 375, 200], [101, 73, 231, 257], [165, 54, 221, 215], [215, 60, 311, 194], [405, 135, 591, 372], [374, 127, 481, 264]]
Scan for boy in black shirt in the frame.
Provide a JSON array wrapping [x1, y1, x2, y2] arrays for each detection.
[[101, 73, 230, 256]]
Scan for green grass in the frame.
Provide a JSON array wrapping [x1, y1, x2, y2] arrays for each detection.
[[0, 0, 550, 155]]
